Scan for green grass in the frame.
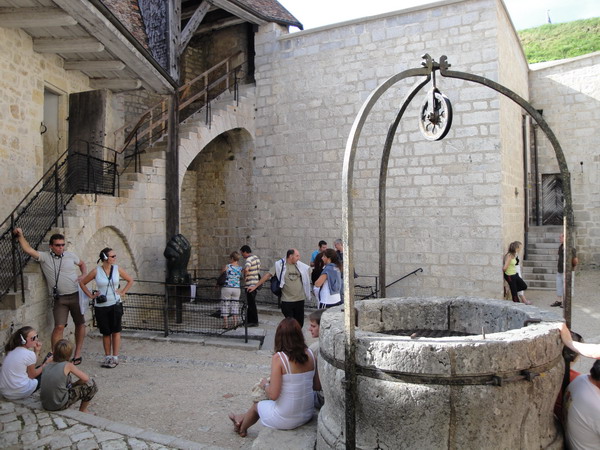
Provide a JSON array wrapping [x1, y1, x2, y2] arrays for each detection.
[[518, 18, 600, 63]]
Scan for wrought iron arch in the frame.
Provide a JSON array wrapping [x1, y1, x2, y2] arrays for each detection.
[[341, 54, 573, 449]]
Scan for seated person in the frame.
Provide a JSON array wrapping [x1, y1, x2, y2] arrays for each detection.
[[228, 318, 317, 437], [564, 360, 600, 450], [308, 309, 325, 408], [554, 330, 583, 420], [0, 326, 51, 400], [40, 339, 97, 413]]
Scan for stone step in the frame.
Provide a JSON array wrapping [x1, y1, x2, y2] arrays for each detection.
[[522, 266, 554, 274], [525, 254, 558, 262], [527, 248, 558, 256], [528, 280, 555, 289], [523, 273, 555, 281]]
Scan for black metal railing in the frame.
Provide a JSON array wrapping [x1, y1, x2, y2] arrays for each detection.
[[0, 141, 118, 301], [99, 273, 380, 340]]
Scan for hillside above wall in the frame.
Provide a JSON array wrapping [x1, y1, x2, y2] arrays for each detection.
[[518, 17, 600, 63]]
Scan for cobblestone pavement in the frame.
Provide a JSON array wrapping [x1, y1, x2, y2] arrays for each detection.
[[0, 396, 219, 449]]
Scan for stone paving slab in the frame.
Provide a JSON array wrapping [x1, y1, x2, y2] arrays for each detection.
[[0, 396, 225, 450]]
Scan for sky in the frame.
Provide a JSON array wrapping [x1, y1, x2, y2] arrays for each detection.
[[279, 0, 600, 32]]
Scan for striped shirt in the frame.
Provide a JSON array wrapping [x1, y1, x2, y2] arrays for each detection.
[[244, 255, 261, 286]]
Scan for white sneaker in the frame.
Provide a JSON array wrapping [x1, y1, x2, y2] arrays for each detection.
[[101, 356, 112, 368]]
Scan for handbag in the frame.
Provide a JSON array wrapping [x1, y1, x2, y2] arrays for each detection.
[[216, 271, 227, 287], [270, 259, 284, 297]]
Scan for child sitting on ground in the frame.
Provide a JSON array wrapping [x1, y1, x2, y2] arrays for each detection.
[[40, 339, 98, 413], [308, 309, 325, 408]]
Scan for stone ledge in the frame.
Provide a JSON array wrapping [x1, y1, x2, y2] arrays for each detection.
[[252, 414, 317, 450]]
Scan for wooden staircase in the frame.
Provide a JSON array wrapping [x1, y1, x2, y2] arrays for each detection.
[[522, 225, 562, 290]]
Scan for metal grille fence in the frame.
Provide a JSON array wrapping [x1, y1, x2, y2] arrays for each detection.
[[103, 275, 379, 338]]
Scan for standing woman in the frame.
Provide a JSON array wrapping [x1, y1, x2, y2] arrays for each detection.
[[0, 326, 52, 400], [80, 248, 133, 368], [313, 248, 343, 308], [503, 241, 530, 304], [220, 251, 243, 328]]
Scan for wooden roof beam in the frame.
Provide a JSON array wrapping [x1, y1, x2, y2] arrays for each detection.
[[0, 7, 77, 28], [90, 78, 142, 90], [64, 60, 126, 71], [194, 17, 245, 36], [33, 37, 104, 53], [179, 0, 212, 56]]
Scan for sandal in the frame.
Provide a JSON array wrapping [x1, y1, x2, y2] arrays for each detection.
[[72, 357, 82, 366], [550, 301, 562, 307]]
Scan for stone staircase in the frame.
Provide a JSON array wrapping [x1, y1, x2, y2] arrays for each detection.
[[522, 225, 562, 290]]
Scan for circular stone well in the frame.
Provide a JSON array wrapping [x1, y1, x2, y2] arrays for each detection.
[[317, 297, 564, 450]]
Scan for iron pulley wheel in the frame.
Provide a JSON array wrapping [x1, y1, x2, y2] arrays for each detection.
[[418, 88, 453, 141]]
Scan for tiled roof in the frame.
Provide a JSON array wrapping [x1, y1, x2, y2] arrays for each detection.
[[100, 0, 150, 50], [231, 0, 303, 29]]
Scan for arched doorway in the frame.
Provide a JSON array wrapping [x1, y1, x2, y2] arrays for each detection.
[[180, 128, 255, 273]]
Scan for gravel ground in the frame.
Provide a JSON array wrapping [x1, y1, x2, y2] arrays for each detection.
[[73, 267, 599, 449]]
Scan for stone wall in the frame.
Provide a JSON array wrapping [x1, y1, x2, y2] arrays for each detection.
[[496, 0, 530, 251], [529, 52, 600, 266], [0, 27, 90, 220], [252, 0, 526, 297]]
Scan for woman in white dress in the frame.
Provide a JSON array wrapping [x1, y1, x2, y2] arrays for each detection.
[[228, 317, 318, 437]]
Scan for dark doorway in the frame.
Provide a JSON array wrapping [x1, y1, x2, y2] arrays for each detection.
[[541, 174, 563, 225]]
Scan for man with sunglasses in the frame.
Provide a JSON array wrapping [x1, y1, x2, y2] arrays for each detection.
[[13, 228, 87, 364]]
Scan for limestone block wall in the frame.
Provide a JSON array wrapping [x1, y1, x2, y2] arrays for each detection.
[[529, 53, 600, 266], [0, 155, 167, 345], [496, 0, 530, 250], [0, 27, 90, 220], [252, 0, 527, 298]]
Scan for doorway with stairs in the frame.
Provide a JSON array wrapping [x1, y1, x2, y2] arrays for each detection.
[[522, 225, 562, 290]]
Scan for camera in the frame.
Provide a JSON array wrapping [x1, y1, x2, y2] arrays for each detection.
[[52, 286, 59, 301], [95, 294, 107, 304]]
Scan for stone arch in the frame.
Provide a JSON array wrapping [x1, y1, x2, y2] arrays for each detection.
[[178, 92, 256, 195], [80, 226, 139, 280], [180, 127, 255, 272]]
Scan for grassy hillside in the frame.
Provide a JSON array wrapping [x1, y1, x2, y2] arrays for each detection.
[[518, 18, 600, 64]]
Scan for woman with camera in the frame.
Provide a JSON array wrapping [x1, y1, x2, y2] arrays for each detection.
[[80, 248, 133, 368]]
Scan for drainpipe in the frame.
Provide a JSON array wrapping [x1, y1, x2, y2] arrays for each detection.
[[532, 122, 540, 226], [522, 116, 529, 259]]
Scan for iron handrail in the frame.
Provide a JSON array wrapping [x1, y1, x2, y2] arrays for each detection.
[[0, 141, 119, 301], [359, 268, 423, 299]]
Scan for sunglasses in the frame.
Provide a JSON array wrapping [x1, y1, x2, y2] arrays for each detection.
[[30, 335, 38, 341], [108, 254, 117, 258]]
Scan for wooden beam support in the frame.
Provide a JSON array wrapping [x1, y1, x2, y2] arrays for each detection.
[[64, 60, 126, 71], [178, 0, 211, 56], [0, 7, 77, 28], [90, 78, 142, 90], [194, 17, 245, 36], [210, 0, 267, 25], [52, 0, 174, 94], [33, 37, 104, 53]]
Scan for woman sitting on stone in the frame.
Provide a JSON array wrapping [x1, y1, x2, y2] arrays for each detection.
[[40, 339, 97, 413], [228, 317, 316, 437], [0, 326, 51, 400]]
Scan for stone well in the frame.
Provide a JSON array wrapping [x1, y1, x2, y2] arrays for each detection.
[[317, 297, 564, 450]]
